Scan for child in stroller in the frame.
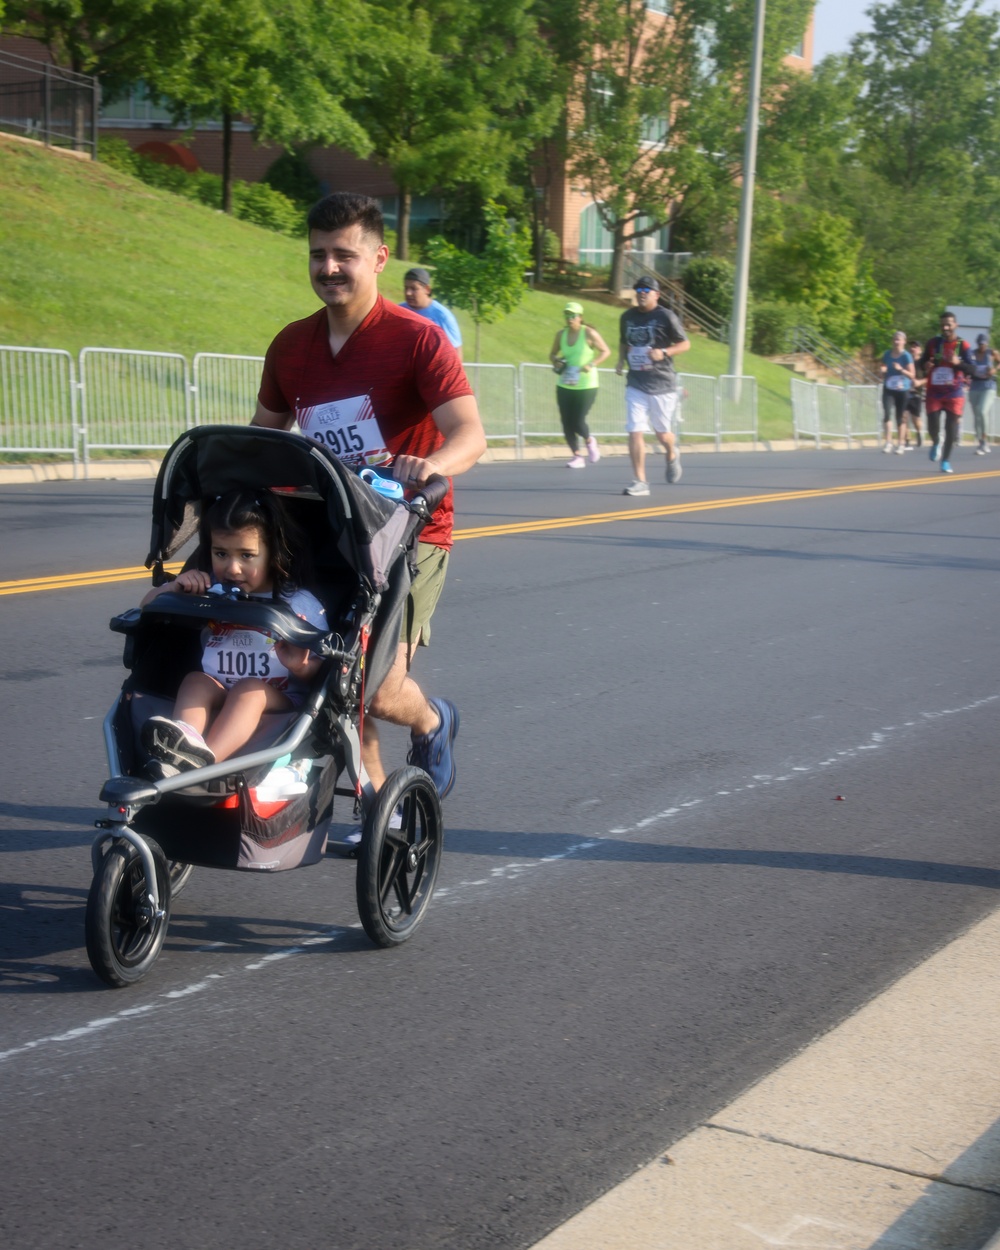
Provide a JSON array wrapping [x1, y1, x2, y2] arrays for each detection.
[[139, 488, 327, 779]]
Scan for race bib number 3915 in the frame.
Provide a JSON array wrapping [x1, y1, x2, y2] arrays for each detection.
[[296, 393, 391, 468]]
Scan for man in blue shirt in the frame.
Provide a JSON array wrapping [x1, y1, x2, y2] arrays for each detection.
[[400, 267, 463, 360]]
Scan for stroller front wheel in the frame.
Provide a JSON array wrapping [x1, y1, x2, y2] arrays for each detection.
[[86, 837, 171, 987], [356, 766, 442, 948]]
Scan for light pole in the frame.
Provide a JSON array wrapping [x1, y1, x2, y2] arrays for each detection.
[[728, 0, 766, 380]]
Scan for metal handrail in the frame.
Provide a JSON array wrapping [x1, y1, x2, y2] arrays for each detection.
[[788, 327, 880, 386]]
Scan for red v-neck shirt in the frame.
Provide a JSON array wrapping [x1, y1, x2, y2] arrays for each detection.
[[258, 297, 473, 549]]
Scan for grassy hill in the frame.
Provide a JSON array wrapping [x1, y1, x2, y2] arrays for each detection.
[[0, 135, 795, 439]]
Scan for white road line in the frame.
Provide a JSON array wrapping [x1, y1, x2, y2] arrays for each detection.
[[3, 692, 998, 1066]]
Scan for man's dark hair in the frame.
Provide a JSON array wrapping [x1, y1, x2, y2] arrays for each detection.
[[941, 311, 957, 322], [307, 193, 384, 244]]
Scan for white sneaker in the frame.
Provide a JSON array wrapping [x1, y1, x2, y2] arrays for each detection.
[[623, 479, 650, 496], [976, 446, 987, 455], [586, 436, 601, 464], [883, 442, 893, 453], [895, 445, 905, 454], [566, 455, 586, 469]]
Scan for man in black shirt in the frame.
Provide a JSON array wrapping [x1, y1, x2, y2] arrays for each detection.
[[616, 278, 690, 496]]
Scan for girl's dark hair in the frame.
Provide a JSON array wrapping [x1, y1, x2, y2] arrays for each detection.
[[198, 488, 312, 596]]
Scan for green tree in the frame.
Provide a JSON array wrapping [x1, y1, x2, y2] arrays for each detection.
[[142, 0, 370, 213], [424, 201, 531, 360], [344, 0, 560, 260], [544, 0, 814, 291], [753, 207, 893, 348]]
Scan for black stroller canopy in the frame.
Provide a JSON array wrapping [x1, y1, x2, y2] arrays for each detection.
[[148, 426, 412, 592]]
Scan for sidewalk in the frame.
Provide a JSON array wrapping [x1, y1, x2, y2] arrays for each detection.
[[532, 906, 1000, 1250], [0, 438, 877, 486]]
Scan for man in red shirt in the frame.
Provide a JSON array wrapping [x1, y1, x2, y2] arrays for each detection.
[[253, 193, 486, 799], [919, 312, 974, 474]]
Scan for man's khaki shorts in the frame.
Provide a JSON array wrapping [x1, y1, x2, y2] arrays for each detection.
[[405, 541, 450, 649]]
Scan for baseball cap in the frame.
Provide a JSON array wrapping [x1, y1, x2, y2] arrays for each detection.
[[404, 267, 432, 288], [977, 332, 989, 344], [563, 301, 584, 316], [634, 277, 660, 293]]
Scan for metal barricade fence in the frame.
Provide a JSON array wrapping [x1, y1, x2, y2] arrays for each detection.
[[519, 363, 625, 444], [193, 353, 265, 425], [677, 373, 719, 447], [846, 385, 880, 442], [79, 348, 191, 464], [0, 345, 79, 470], [718, 375, 758, 446], [791, 376, 819, 445], [463, 363, 520, 446], [816, 384, 850, 444]]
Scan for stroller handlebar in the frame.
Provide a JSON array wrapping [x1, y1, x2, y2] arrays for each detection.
[[409, 473, 449, 522]]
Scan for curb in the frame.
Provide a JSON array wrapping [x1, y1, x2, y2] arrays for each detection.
[[0, 440, 886, 486]]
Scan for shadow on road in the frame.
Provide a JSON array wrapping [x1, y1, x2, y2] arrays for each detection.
[[447, 829, 1000, 891]]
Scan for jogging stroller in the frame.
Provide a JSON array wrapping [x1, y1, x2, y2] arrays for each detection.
[[86, 425, 449, 987]]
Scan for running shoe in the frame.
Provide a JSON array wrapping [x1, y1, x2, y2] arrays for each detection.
[[883, 442, 893, 453], [586, 436, 601, 464], [666, 456, 682, 483], [976, 445, 986, 455], [941, 461, 954, 474], [408, 698, 460, 798], [895, 446, 905, 455], [141, 716, 216, 769], [623, 479, 650, 496], [566, 455, 586, 469], [929, 442, 941, 462]]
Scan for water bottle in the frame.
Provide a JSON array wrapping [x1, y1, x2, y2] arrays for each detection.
[[359, 468, 405, 501]]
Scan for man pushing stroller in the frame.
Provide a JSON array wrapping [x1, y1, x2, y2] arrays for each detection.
[[252, 192, 486, 800]]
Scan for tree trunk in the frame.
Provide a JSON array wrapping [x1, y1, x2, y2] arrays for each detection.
[[610, 219, 628, 294], [397, 187, 412, 261], [222, 109, 233, 214]]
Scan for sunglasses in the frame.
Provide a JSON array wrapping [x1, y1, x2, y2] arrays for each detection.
[[635, 287, 656, 294]]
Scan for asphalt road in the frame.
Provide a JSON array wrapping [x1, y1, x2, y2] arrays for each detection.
[[1, 449, 999, 1250]]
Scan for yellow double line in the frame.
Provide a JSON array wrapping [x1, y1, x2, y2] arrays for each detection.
[[3, 470, 998, 597]]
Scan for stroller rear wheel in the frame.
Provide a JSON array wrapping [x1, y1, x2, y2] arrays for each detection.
[[356, 766, 442, 947], [86, 837, 171, 987]]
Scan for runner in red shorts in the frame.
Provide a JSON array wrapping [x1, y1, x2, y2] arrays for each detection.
[[919, 312, 974, 474]]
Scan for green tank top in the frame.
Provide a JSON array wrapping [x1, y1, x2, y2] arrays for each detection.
[[557, 327, 599, 390]]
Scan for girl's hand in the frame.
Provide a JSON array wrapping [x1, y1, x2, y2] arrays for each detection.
[[275, 641, 320, 679], [172, 570, 212, 594]]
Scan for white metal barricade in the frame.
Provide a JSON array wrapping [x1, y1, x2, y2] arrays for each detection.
[[519, 363, 625, 446], [676, 373, 719, 447], [79, 348, 191, 466], [193, 353, 265, 425], [0, 345, 79, 471], [791, 376, 819, 446], [463, 363, 520, 448], [846, 385, 880, 442], [718, 375, 758, 446]]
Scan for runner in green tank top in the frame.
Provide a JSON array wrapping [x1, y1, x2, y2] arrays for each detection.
[[548, 301, 611, 468]]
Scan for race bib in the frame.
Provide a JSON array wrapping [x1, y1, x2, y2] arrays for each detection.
[[203, 622, 289, 691], [295, 393, 390, 468], [628, 345, 652, 371], [561, 365, 581, 386], [886, 374, 908, 390], [931, 366, 955, 386]]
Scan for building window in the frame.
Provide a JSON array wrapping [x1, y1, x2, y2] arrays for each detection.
[[640, 114, 669, 147], [99, 81, 177, 126]]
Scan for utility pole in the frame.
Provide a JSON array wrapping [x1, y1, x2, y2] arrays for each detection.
[[728, 0, 766, 379]]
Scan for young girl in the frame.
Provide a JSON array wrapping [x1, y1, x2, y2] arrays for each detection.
[[139, 488, 327, 778]]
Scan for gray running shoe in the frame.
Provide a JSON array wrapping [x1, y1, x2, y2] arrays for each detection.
[[141, 715, 216, 769], [666, 456, 682, 483], [623, 479, 650, 496]]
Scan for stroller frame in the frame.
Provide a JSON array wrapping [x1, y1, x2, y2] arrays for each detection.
[[85, 426, 449, 987]]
